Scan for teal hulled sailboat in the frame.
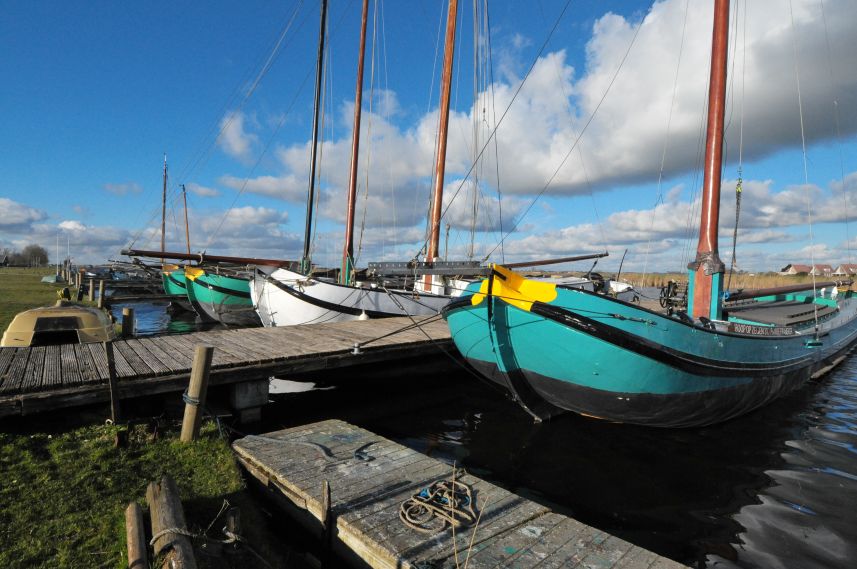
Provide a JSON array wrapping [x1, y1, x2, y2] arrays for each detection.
[[442, 0, 857, 427], [184, 266, 261, 326]]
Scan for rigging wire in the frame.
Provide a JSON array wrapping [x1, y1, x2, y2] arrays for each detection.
[[484, 4, 504, 262], [308, 11, 334, 267], [481, 3, 643, 261], [641, 0, 690, 287], [202, 2, 356, 255], [414, 0, 579, 261], [356, 0, 380, 266], [819, 0, 852, 266], [727, 0, 748, 291], [788, 0, 820, 333], [126, 2, 307, 252]]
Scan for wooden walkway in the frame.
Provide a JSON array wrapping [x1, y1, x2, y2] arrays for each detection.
[[0, 317, 451, 418], [233, 419, 687, 569]]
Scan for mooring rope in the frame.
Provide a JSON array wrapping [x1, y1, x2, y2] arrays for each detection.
[[399, 478, 477, 534]]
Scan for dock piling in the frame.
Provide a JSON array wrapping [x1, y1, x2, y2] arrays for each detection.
[[122, 307, 135, 339], [124, 502, 148, 569], [147, 475, 197, 569], [97, 280, 105, 308], [180, 345, 214, 443], [104, 341, 120, 423], [321, 479, 332, 568], [88, 278, 95, 301]]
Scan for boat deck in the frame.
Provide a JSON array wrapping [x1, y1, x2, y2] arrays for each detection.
[[0, 316, 452, 417], [233, 419, 687, 569], [725, 299, 837, 327]]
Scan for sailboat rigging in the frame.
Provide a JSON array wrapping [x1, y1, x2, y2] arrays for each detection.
[[251, 0, 482, 327], [442, 0, 857, 428]]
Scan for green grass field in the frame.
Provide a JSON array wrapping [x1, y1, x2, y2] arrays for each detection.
[[0, 418, 296, 569], [0, 268, 295, 568], [0, 267, 71, 335]]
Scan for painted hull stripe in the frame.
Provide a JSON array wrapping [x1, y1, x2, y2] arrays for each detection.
[[192, 278, 252, 300], [265, 276, 398, 318], [527, 301, 813, 377], [167, 275, 187, 290]]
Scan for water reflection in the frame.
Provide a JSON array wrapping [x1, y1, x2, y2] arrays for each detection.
[[108, 300, 223, 336]]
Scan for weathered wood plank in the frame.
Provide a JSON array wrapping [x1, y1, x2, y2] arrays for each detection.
[[147, 336, 194, 369], [114, 341, 155, 378], [1, 348, 30, 393], [22, 346, 46, 391], [59, 343, 83, 386], [108, 342, 137, 378], [86, 342, 110, 382], [74, 343, 101, 384], [0, 348, 17, 390], [42, 345, 63, 388], [128, 338, 175, 375]]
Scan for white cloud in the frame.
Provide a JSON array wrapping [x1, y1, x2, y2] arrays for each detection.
[[103, 182, 143, 196], [0, 198, 46, 230], [217, 111, 259, 162], [219, 173, 306, 202], [186, 183, 220, 198]]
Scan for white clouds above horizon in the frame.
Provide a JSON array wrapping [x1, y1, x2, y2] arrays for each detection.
[[215, 0, 856, 236], [103, 182, 143, 196], [0, 198, 47, 231], [217, 111, 259, 162]]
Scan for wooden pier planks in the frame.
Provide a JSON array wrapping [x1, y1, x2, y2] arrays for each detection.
[[0, 316, 453, 416], [232, 419, 687, 569]]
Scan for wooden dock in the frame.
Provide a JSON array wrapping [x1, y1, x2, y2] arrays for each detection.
[[233, 419, 687, 569], [0, 316, 451, 418]]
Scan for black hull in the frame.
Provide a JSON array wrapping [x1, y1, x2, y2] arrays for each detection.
[[465, 345, 852, 428]]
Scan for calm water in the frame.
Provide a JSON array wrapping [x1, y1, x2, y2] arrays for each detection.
[[131, 301, 857, 568], [108, 300, 224, 335]]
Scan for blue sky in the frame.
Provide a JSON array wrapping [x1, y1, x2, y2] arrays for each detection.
[[1, 0, 856, 274]]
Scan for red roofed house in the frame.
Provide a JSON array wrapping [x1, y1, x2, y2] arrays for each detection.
[[780, 264, 812, 275], [810, 264, 834, 277]]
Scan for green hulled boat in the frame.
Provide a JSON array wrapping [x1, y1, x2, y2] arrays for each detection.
[[184, 267, 260, 326], [161, 264, 193, 313]]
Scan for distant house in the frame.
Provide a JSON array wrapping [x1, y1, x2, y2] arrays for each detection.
[[834, 263, 857, 276], [780, 264, 812, 275], [810, 264, 834, 277]]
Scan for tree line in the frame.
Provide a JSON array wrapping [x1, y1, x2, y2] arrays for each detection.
[[0, 244, 50, 267]]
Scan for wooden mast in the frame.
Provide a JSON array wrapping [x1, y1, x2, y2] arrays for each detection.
[[181, 184, 191, 255], [689, 0, 729, 320], [340, 0, 370, 285], [160, 154, 167, 265], [424, 0, 459, 289], [301, 0, 329, 275]]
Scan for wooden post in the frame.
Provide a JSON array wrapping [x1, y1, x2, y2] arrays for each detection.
[[122, 307, 135, 339], [88, 278, 95, 301], [97, 279, 105, 308], [104, 341, 120, 423], [147, 475, 197, 569], [320, 479, 331, 567], [125, 502, 148, 569], [180, 345, 214, 443]]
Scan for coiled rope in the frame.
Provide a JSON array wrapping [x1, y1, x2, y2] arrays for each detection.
[[399, 478, 477, 534]]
